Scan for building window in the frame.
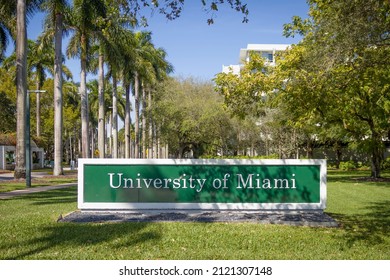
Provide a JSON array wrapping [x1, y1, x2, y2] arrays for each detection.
[[261, 52, 273, 62]]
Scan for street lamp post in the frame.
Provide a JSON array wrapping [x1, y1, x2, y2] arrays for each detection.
[[26, 90, 46, 188]]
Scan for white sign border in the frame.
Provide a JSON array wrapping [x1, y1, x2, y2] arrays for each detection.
[[78, 158, 327, 211]]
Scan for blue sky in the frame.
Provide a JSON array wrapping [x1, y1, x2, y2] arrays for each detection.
[[26, 0, 309, 82]]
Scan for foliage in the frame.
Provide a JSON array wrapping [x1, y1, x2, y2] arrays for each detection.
[[0, 92, 16, 133], [0, 133, 17, 146], [381, 157, 390, 171], [117, 0, 249, 26], [214, 53, 313, 159], [152, 77, 237, 158], [275, 0, 390, 177], [339, 161, 357, 171], [214, 53, 272, 118], [214, 0, 390, 175]]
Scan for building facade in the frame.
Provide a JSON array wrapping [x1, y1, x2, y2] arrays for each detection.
[[222, 43, 290, 74]]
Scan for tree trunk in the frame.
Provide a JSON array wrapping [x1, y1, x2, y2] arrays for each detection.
[[370, 131, 383, 178], [371, 147, 382, 178], [112, 72, 118, 158], [53, 12, 64, 175], [334, 142, 342, 169], [107, 113, 112, 156], [36, 80, 41, 137], [142, 85, 147, 158], [90, 126, 95, 158], [148, 89, 153, 159], [125, 84, 131, 158], [14, 0, 27, 179], [98, 49, 105, 158], [80, 33, 89, 158], [306, 138, 314, 159], [134, 72, 140, 158]]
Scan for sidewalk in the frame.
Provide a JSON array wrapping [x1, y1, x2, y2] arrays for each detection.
[[0, 169, 77, 199], [0, 183, 76, 199]]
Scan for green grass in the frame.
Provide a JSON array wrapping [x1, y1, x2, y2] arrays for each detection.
[[0, 170, 389, 260]]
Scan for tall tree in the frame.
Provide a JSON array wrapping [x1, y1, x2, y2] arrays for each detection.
[[152, 77, 232, 158], [279, 0, 390, 177], [144, 46, 173, 158], [93, 0, 135, 158], [131, 31, 154, 158], [14, 0, 28, 179], [67, 0, 106, 158], [41, 0, 69, 175], [4, 0, 41, 179]]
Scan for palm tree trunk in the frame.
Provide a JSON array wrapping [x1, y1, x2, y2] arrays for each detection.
[[36, 80, 41, 137], [15, 0, 27, 179], [107, 113, 112, 156], [148, 89, 153, 159], [142, 84, 147, 158], [125, 84, 131, 158], [134, 72, 140, 158], [53, 12, 64, 175], [80, 33, 89, 158], [98, 49, 105, 158], [112, 72, 118, 158], [91, 126, 96, 158]]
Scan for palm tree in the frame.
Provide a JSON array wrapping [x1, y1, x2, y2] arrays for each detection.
[[111, 70, 119, 158], [113, 30, 138, 159], [135, 41, 173, 159], [41, 0, 69, 175], [30, 37, 72, 137], [97, 45, 105, 158], [62, 80, 81, 162], [14, 0, 28, 179], [5, 38, 72, 138], [130, 31, 157, 158], [94, 2, 135, 158], [29, 39, 50, 138], [67, 0, 106, 158], [145, 47, 173, 158], [3, 0, 41, 179]]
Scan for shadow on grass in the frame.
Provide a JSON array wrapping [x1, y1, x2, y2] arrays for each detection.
[[328, 200, 390, 247], [1, 187, 162, 259], [3, 222, 160, 259], [327, 170, 390, 184]]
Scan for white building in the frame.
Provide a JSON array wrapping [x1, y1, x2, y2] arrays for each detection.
[[0, 142, 44, 170], [221, 64, 241, 75], [222, 44, 290, 74]]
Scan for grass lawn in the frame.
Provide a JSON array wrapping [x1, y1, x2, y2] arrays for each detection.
[[0, 170, 389, 260]]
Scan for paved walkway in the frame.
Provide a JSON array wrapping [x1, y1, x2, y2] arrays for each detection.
[[0, 171, 55, 181], [0, 169, 77, 199], [0, 183, 76, 199]]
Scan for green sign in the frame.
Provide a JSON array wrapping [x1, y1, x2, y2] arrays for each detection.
[[78, 159, 326, 210]]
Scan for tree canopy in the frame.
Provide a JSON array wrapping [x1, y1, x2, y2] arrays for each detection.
[[214, 0, 390, 177]]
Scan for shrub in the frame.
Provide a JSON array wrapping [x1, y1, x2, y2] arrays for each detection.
[[339, 161, 357, 171], [381, 158, 390, 170]]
